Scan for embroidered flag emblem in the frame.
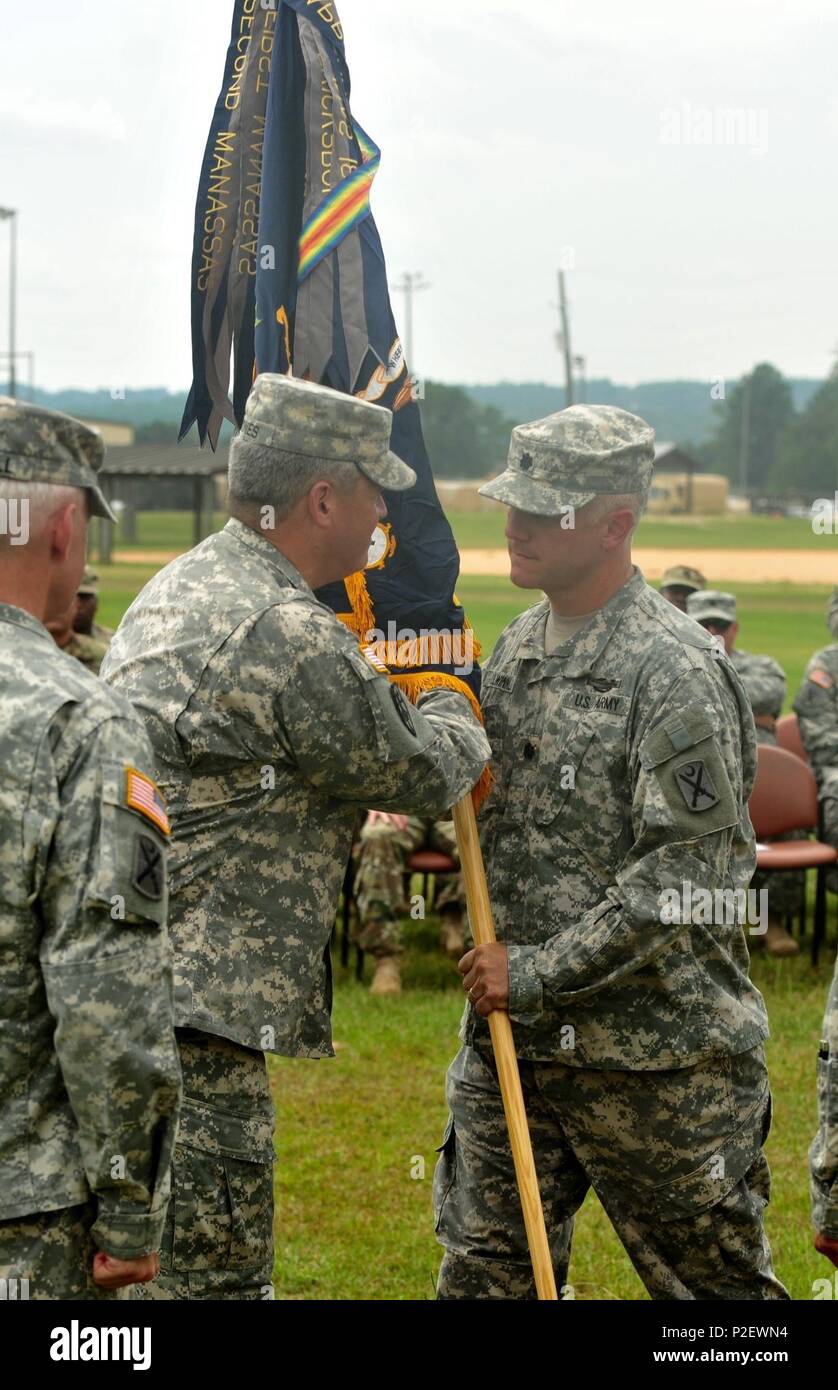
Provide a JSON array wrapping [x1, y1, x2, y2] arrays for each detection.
[[125, 767, 171, 836], [809, 669, 833, 690]]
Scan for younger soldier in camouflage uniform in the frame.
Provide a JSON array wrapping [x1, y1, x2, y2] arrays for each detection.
[[433, 404, 787, 1301], [354, 811, 468, 996], [103, 375, 490, 1300], [0, 399, 181, 1299], [687, 590, 799, 957], [659, 563, 706, 612]]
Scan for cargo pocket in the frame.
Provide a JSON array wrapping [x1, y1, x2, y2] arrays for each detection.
[[433, 1114, 457, 1234], [170, 1097, 275, 1273]]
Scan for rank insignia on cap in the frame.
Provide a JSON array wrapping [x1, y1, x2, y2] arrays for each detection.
[[675, 759, 719, 812], [125, 767, 171, 835], [809, 669, 833, 690], [133, 833, 165, 900]]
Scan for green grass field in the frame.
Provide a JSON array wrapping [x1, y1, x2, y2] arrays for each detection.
[[94, 511, 837, 1301], [108, 506, 837, 555]]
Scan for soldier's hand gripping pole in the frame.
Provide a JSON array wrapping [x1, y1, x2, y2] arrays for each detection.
[[452, 793, 559, 1301]]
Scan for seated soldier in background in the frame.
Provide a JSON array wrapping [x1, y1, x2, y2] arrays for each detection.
[[659, 563, 706, 612], [688, 589, 799, 957], [354, 812, 468, 996], [794, 587, 838, 870], [74, 566, 114, 642], [46, 589, 110, 676]]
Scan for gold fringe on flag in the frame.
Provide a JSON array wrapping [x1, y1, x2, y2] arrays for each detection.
[[389, 670, 494, 812]]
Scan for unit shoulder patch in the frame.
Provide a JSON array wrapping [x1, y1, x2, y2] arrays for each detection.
[[674, 759, 720, 813]]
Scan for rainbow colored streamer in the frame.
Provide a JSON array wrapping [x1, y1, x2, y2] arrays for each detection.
[[297, 123, 380, 283]]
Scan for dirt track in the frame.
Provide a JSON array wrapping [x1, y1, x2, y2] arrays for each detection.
[[113, 546, 836, 585], [460, 547, 838, 585]]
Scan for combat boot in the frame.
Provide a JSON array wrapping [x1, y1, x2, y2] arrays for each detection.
[[370, 955, 402, 996], [764, 918, 799, 958]]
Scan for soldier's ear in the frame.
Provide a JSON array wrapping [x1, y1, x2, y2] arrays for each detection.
[[48, 500, 78, 563]]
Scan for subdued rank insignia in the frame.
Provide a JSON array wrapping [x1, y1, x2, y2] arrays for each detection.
[[675, 760, 719, 812], [391, 685, 416, 735], [133, 833, 164, 900]]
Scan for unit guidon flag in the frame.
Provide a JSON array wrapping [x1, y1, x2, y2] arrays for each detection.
[[181, 0, 483, 739]]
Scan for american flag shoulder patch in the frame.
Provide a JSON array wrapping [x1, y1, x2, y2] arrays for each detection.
[[125, 766, 171, 836], [809, 668, 834, 690]]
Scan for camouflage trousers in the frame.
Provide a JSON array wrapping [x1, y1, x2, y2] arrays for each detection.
[[0, 1200, 129, 1301], [752, 860, 805, 922], [133, 1028, 275, 1301], [434, 1043, 789, 1301], [353, 814, 466, 957]]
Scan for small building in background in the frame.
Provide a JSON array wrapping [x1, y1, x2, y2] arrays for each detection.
[[649, 442, 729, 515], [78, 417, 135, 448]]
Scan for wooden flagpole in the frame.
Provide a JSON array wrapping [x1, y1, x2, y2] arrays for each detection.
[[452, 793, 558, 1300]]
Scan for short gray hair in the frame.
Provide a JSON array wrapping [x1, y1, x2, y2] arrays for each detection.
[[227, 436, 359, 523], [581, 488, 649, 529], [0, 478, 85, 547]]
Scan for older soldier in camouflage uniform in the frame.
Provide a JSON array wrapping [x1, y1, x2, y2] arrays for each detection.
[[433, 404, 787, 1301], [102, 374, 490, 1300], [659, 563, 706, 613], [0, 399, 181, 1300], [354, 811, 468, 996], [688, 590, 799, 958]]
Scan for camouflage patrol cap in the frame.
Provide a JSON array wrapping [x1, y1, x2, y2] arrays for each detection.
[[240, 374, 417, 492], [77, 566, 99, 595], [660, 564, 706, 593], [478, 403, 655, 516], [687, 590, 737, 625], [0, 397, 115, 521]]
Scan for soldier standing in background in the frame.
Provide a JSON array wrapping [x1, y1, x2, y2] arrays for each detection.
[[434, 404, 786, 1301], [688, 589, 799, 958], [46, 593, 110, 675], [74, 566, 115, 643], [0, 399, 181, 1299], [102, 375, 489, 1300], [659, 563, 706, 612]]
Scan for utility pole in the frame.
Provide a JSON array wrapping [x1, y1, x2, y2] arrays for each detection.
[[391, 270, 429, 372], [0, 209, 17, 397], [557, 270, 573, 408], [738, 372, 752, 499], [573, 354, 586, 403]]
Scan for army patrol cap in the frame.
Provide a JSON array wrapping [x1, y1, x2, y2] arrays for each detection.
[[240, 374, 417, 492], [0, 397, 115, 521], [77, 566, 99, 595], [478, 403, 655, 516], [661, 564, 706, 593], [687, 590, 737, 625]]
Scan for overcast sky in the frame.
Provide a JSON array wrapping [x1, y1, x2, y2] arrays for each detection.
[[1, 0, 836, 394]]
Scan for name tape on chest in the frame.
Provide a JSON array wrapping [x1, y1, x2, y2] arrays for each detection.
[[125, 767, 171, 836]]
